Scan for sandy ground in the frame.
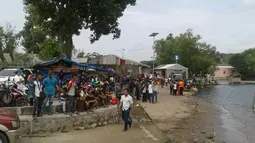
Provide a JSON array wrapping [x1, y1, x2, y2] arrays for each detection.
[[140, 87, 226, 143], [18, 122, 166, 143]]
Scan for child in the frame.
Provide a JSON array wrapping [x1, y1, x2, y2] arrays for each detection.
[[59, 93, 67, 114], [59, 85, 68, 114]]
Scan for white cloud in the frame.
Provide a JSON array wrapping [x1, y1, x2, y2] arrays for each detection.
[[1, 0, 255, 61], [243, 0, 255, 5]]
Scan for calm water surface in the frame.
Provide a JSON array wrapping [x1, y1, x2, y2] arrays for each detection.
[[195, 84, 255, 143]]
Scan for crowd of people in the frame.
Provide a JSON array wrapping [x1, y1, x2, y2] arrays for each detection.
[[127, 76, 187, 104], [25, 70, 121, 118], [14, 69, 188, 120], [13, 69, 191, 131]]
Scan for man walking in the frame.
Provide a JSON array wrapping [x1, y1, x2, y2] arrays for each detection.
[[67, 73, 78, 116], [42, 71, 59, 115], [119, 89, 134, 131]]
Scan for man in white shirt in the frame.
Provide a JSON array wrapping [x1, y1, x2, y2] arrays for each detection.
[[173, 82, 178, 96], [32, 72, 43, 118], [14, 71, 25, 90], [119, 89, 134, 131], [148, 81, 154, 103]]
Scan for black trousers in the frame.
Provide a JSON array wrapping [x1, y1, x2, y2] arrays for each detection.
[[142, 93, 147, 102], [68, 96, 77, 113], [180, 87, 184, 95], [33, 97, 43, 117], [170, 87, 173, 95], [122, 108, 132, 130], [29, 98, 34, 106], [173, 89, 177, 96]]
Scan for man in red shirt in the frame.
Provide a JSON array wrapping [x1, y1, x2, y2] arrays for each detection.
[[67, 73, 78, 116]]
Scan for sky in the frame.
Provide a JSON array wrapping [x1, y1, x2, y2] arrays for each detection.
[[0, 0, 255, 62]]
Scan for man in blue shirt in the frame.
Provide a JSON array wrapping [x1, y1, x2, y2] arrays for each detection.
[[42, 70, 59, 115]]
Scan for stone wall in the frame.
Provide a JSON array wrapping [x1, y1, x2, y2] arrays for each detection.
[[20, 105, 119, 135], [5, 105, 62, 115]]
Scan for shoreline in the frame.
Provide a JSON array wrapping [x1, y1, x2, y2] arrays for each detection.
[[167, 94, 226, 143], [139, 87, 226, 143]]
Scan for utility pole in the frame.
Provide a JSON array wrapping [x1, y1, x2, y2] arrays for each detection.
[[149, 32, 159, 75], [117, 49, 125, 58], [121, 48, 125, 58]]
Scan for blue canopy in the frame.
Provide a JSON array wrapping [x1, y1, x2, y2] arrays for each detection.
[[33, 57, 116, 74]]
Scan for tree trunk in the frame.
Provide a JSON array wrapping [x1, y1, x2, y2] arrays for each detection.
[[0, 46, 5, 63], [58, 28, 66, 58], [65, 37, 73, 59], [57, 27, 73, 59]]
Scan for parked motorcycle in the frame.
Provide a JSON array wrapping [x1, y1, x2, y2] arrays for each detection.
[[0, 84, 12, 106], [0, 83, 29, 107], [10, 84, 29, 107]]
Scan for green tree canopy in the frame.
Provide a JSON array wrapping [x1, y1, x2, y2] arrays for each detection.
[[140, 60, 159, 68], [23, 0, 136, 58], [39, 39, 61, 60], [20, 5, 60, 59], [229, 48, 255, 78], [77, 51, 85, 58], [0, 24, 19, 62], [154, 29, 218, 75]]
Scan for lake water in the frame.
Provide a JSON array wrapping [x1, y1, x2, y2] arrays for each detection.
[[195, 84, 255, 143]]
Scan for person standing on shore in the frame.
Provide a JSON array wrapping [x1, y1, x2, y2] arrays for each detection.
[[153, 81, 158, 103], [165, 77, 168, 87], [179, 80, 184, 96], [135, 80, 140, 100], [173, 82, 178, 96], [119, 89, 134, 131], [141, 82, 147, 102], [170, 80, 173, 95], [32, 72, 43, 118], [67, 73, 79, 116], [42, 71, 59, 115], [148, 81, 154, 103]]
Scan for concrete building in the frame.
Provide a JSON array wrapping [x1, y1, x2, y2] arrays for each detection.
[[214, 65, 234, 79], [72, 54, 150, 75], [155, 64, 188, 79]]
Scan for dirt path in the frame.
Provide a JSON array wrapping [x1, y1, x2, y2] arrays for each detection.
[[18, 123, 166, 143]]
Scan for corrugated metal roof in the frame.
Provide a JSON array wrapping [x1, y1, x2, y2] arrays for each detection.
[[72, 58, 88, 63], [102, 54, 150, 68], [155, 64, 188, 70], [216, 66, 234, 69]]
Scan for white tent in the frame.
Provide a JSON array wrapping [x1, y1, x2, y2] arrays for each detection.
[[155, 64, 188, 79]]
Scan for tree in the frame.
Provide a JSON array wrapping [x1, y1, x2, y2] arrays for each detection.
[[229, 48, 255, 78], [38, 39, 61, 60], [154, 29, 218, 76], [77, 51, 85, 58], [20, 5, 59, 56], [85, 52, 102, 60], [140, 60, 159, 67], [23, 0, 136, 58], [0, 24, 19, 62]]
